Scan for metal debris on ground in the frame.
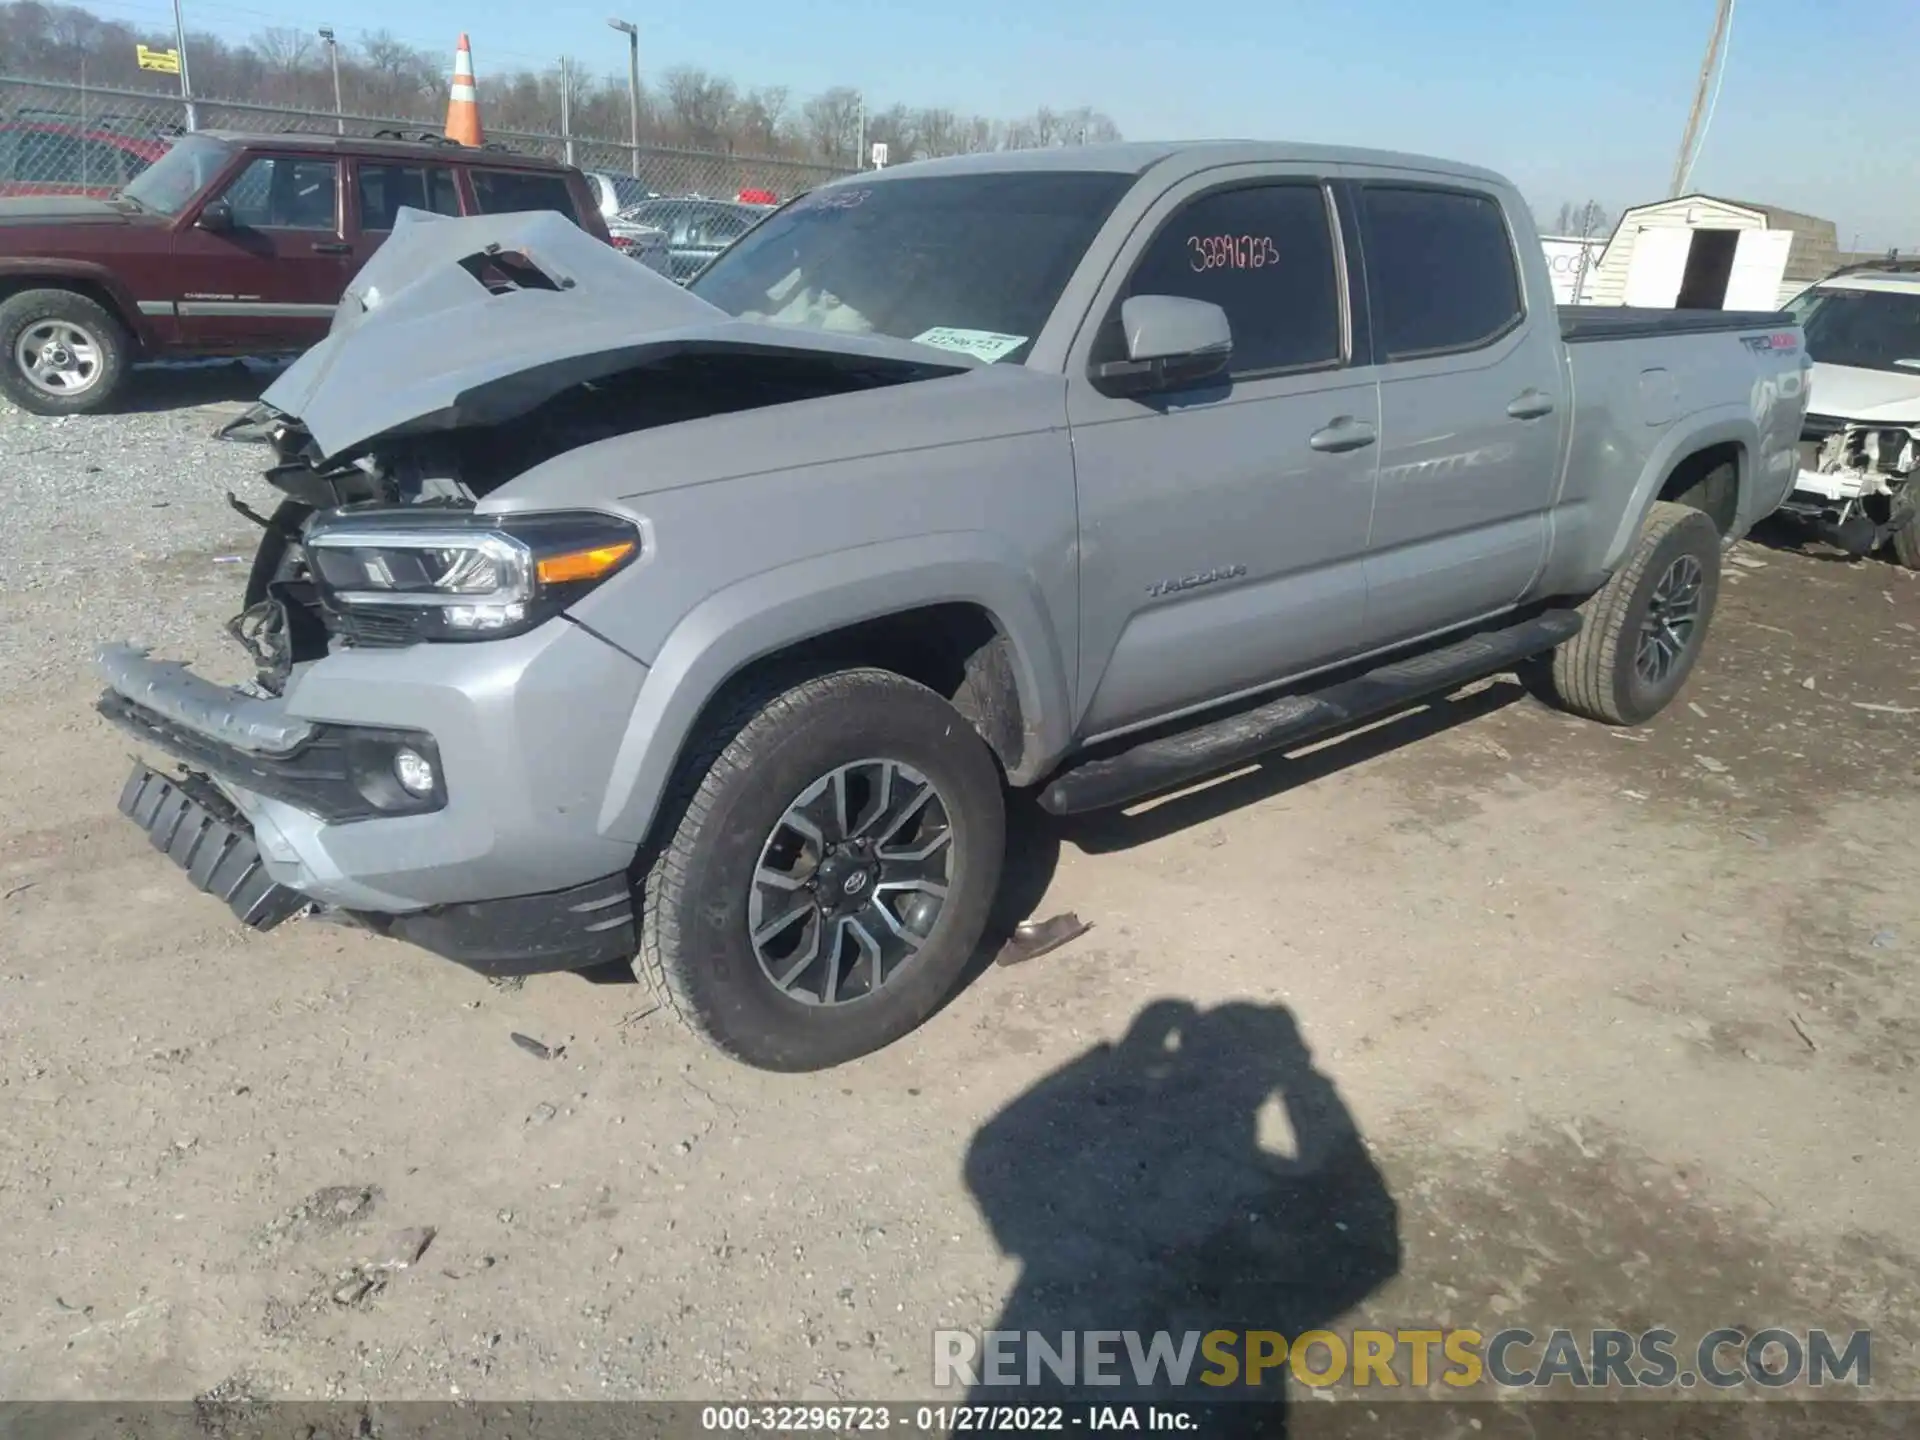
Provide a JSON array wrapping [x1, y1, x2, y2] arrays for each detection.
[[376, 1226, 437, 1270], [510, 1032, 558, 1060], [995, 913, 1093, 967], [1789, 1014, 1819, 1053]]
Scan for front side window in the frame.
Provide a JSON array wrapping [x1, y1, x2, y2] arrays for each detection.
[[217, 156, 340, 230], [469, 169, 579, 223], [357, 163, 460, 230], [690, 171, 1133, 364], [1119, 183, 1343, 375], [1359, 185, 1523, 359], [1785, 286, 1920, 376]]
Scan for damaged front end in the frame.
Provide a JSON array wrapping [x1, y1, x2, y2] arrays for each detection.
[[1782, 415, 1920, 558], [94, 205, 971, 967]]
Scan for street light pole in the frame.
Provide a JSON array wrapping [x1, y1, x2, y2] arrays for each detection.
[[318, 27, 343, 134], [169, 0, 196, 130], [608, 18, 640, 180]]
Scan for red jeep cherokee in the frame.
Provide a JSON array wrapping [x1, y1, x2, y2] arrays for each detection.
[[0, 129, 611, 415]]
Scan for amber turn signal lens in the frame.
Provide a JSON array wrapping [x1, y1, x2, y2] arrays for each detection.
[[536, 541, 636, 585]]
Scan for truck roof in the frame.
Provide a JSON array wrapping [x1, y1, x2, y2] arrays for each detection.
[[194, 129, 574, 170], [840, 140, 1509, 188]]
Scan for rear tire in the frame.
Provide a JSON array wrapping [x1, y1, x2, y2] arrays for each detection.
[[1527, 501, 1722, 725], [0, 288, 131, 416], [637, 666, 1005, 1071], [1891, 492, 1920, 570]]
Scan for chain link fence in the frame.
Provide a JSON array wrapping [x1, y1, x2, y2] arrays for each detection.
[[0, 74, 851, 203]]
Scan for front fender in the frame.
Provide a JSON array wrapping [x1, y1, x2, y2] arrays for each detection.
[[594, 532, 1075, 846], [1595, 405, 1756, 575], [0, 258, 157, 348]]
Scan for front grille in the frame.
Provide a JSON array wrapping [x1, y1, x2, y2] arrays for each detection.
[[329, 607, 419, 649]]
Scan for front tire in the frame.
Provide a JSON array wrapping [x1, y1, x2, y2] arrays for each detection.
[[1528, 501, 1722, 725], [637, 667, 1006, 1071], [0, 288, 131, 416], [1891, 490, 1920, 570]]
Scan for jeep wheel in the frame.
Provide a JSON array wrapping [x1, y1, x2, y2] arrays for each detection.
[[1527, 501, 1722, 725], [0, 289, 131, 416], [638, 667, 1005, 1071]]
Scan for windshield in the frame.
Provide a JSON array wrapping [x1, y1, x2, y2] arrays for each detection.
[[1785, 285, 1920, 375], [688, 171, 1132, 364], [118, 133, 235, 216]]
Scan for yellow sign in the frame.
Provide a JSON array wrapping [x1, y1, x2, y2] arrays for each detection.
[[136, 44, 181, 75]]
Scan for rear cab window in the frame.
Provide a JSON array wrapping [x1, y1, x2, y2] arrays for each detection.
[[356, 163, 460, 231], [468, 168, 581, 224], [1355, 185, 1523, 359]]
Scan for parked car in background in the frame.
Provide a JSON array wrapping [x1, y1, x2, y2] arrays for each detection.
[[615, 196, 770, 281], [0, 129, 611, 415], [0, 117, 168, 198], [583, 168, 656, 223], [1777, 264, 1920, 565]]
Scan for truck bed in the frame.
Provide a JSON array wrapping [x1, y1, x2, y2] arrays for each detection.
[[1559, 305, 1795, 343]]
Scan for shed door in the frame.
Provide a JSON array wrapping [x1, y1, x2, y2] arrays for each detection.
[[1623, 228, 1692, 307], [1723, 230, 1795, 311]]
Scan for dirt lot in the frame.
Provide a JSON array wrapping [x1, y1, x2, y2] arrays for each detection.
[[3, 382, 1918, 1414]]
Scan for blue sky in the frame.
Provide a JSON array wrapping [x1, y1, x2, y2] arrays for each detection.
[[153, 0, 1917, 245]]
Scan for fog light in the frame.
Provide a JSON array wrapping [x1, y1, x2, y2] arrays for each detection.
[[394, 747, 437, 797]]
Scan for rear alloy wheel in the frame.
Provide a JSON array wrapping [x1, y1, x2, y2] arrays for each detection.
[[638, 667, 1005, 1070], [1527, 500, 1722, 725], [0, 289, 131, 416]]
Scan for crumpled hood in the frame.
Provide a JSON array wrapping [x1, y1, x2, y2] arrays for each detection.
[[262, 207, 976, 458], [1808, 362, 1920, 426]]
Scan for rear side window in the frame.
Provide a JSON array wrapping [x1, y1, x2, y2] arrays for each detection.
[[1120, 183, 1342, 375], [357, 163, 460, 230], [469, 169, 579, 223], [1358, 185, 1522, 359]]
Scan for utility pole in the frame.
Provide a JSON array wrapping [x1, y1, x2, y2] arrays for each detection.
[[1668, 0, 1734, 197], [559, 56, 575, 165], [319, 27, 343, 133], [607, 19, 641, 179], [855, 93, 865, 170], [169, 0, 196, 130]]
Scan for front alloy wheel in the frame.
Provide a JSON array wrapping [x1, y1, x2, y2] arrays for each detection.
[[750, 759, 956, 1005], [638, 667, 1006, 1070]]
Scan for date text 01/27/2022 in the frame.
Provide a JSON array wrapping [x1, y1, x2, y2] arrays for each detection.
[[698, 1403, 1197, 1431]]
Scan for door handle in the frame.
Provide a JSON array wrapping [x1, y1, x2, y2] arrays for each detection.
[[1507, 389, 1555, 420], [310, 241, 351, 255], [1308, 416, 1377, 454]]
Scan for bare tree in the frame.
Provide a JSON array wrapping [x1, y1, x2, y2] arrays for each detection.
[[738, 85, 789, 152], [802, 86, 863, 163], [252, 26, 315, 79], [662, 66, 737, 146]]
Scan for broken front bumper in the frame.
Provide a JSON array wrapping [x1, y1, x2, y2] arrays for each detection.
[[96, 628, 651, 975]]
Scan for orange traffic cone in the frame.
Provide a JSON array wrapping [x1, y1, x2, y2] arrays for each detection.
[[445, 34, 483, 147]]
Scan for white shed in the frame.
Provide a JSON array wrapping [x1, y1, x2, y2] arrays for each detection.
[[1581, 194, 1840, 311]]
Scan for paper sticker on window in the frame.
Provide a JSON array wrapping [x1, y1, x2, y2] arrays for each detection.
[[913, 327, 1029, 362]]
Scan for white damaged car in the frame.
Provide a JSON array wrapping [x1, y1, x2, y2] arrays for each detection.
[[1779, 265, 1920, 565]]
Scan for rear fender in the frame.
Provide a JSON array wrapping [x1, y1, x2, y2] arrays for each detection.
[[594, 533, 1074, 846], [1596, 408, 1755, 574]]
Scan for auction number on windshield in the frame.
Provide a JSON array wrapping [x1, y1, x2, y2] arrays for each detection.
[[1187, 234, 1281, 272]]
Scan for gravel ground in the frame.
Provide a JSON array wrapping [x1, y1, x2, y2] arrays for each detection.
[[3, 383, 1919, 1414], [0, 364, 286, 689]]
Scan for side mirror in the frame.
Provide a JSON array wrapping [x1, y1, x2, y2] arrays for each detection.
[[196, 198, 235, 233], [1096, 294, 1233, 394]]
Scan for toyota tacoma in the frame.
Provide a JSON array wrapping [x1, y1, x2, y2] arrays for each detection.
[[95, 142, 1810, 1070]]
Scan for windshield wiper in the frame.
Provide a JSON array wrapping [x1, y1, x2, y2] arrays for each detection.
[[113, 191, 148, 213]]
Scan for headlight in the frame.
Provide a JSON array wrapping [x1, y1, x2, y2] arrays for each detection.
[[304, 509, 641, 644]]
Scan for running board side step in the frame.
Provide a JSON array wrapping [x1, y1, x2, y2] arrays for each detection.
[[1038, 610, 1583, 816]]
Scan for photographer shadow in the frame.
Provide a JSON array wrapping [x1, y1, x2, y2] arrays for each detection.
[[963, 999, 1400, 1437]]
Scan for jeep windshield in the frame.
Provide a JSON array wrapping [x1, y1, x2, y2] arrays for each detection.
[[686, 170, 1132, 365], [1785, 285, 1920, 375], [117, 133, 235, 217]]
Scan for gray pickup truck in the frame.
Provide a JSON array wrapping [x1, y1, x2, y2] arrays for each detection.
[[97, 142, 1810, 1070]]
